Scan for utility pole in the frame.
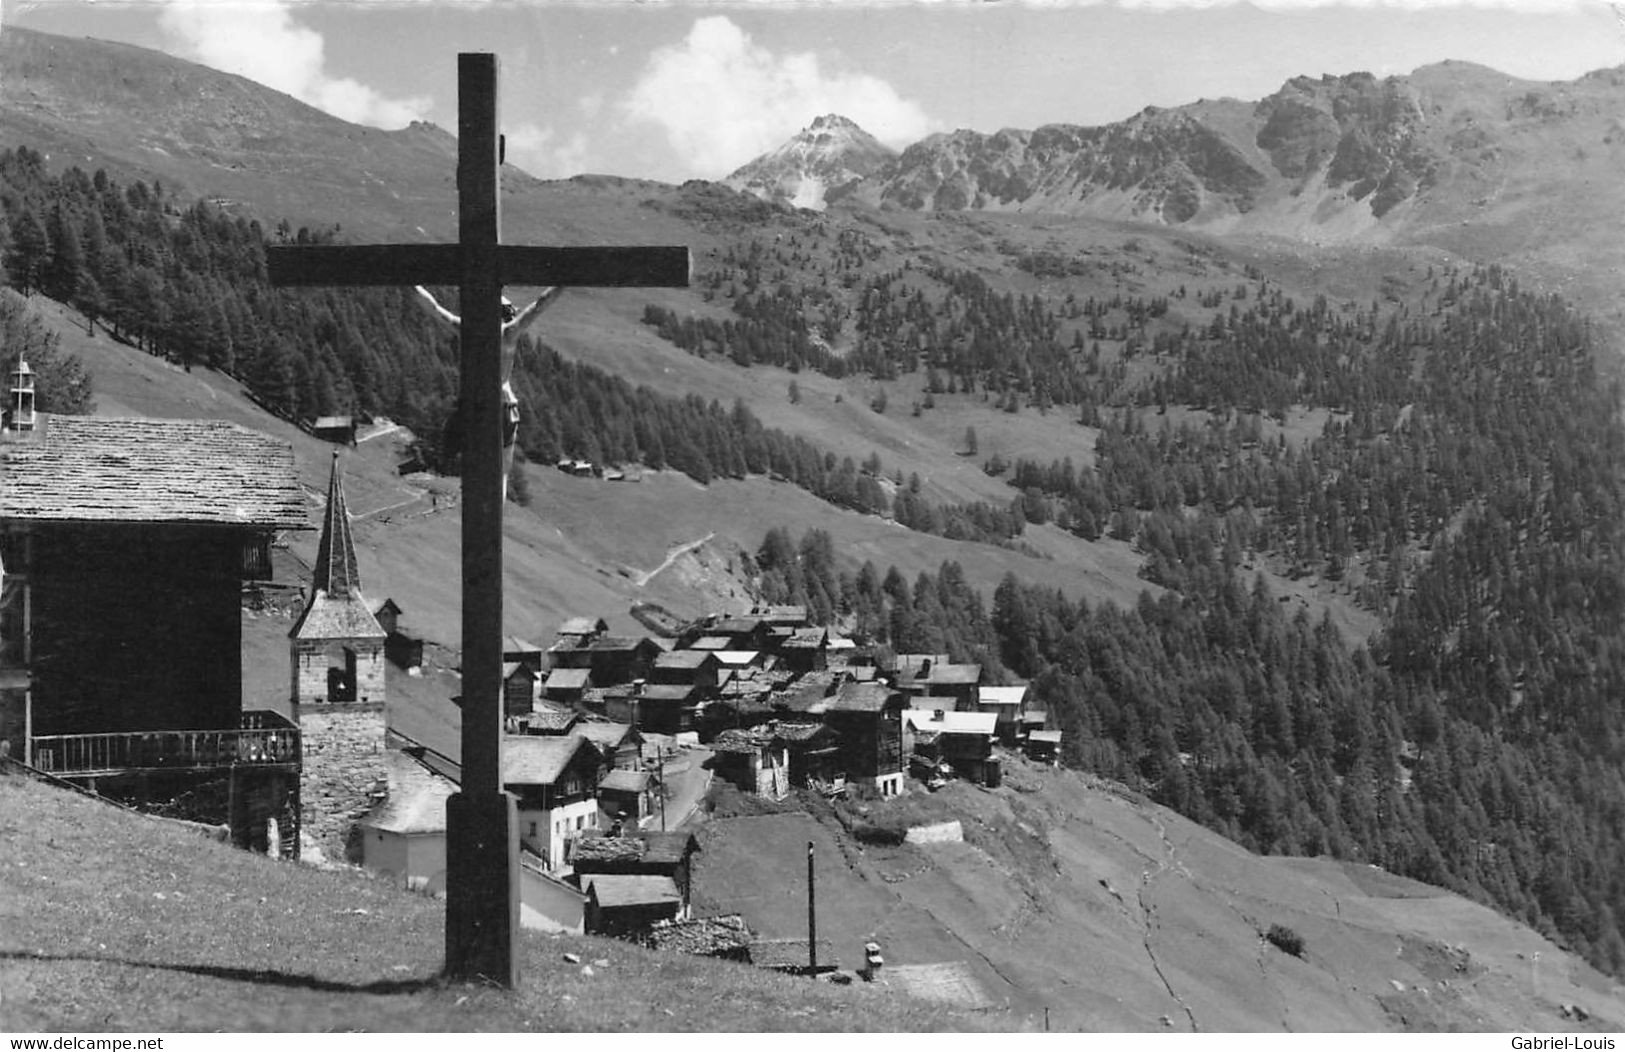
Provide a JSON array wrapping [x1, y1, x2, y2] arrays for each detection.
[[807, 840, 818, 973]]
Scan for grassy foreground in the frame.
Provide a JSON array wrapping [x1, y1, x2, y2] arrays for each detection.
[[0, 770, 996, 1032]]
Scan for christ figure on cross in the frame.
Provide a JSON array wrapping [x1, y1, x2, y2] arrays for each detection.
[[413, 284, 561, 496]]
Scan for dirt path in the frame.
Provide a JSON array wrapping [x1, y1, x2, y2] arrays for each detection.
[[634, 533, 714, 587], [1140, 812, 1201, 1032]]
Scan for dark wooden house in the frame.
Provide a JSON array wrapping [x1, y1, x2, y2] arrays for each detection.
[[0, 395, 307, 856], [376, 599, 424, 671], [823, 681, 907, 797]]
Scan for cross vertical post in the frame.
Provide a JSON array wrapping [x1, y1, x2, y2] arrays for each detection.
[[264, 50, 689, 990], [441, 51, 518, 987]]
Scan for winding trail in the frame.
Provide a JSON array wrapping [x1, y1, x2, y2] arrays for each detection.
[[634, 533, 715, 587]]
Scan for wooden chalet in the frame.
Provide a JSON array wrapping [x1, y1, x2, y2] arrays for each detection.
[[549, 634, 660, 686], [504, 635, 547, 674], [504, 733, 603, 869], [0, 376, 307, 856], [976, 684, 1028, 743], [571, 830, 698, 904], [309, 415, 357, 446], [824, 680, 907, 797], [596, 767, 653, 823], [650, 647, 722, 689], [776, 627, 829, 674], [709, 726, 791, 799], [503, 661, 539, 718], [583, 875, 683, 938], [905, 709, 999, 784], [542, 666, 592, 705]]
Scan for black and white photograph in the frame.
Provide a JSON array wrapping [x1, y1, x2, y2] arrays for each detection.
[[2, 0, 1625, 1034]]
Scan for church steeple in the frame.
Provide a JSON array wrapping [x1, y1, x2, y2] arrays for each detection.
[[312, 450, 361, 600]]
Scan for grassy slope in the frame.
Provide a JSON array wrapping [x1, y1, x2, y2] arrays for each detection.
[[0, 769, 991, 1032], [690, 757, 1625, 1033]]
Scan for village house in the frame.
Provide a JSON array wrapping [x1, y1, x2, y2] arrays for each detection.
[[601, 681, 699, 736], [596, 767, 653, 824], [572, 830, 699, 905], [308, 414, 357, 446], [773, 721, 843, 788], [1024, 728, 1064, 765], [358, 746, 456, 892], [517, 700, 578, 736], [650, 648, 722, 690], [905, 709, 999, 785], [504, 733, 603, 869], [824, 680, 907, 797], [503, 661, 539, 718], [541, 666, 592, 706], [556, 616, 610, 642], [550, 635, 661, 686], [503, 635, 547, 675], [750, 604, 809, 628], [775, 627, 830, 674], [573, 718, 644, 778], [709, 726, 791, 800], [0, 363, 307, 856], [583, 874, 685, 937], [976, 684, 1029, 743]]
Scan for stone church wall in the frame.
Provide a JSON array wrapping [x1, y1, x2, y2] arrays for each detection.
[[299, 702, 385, 862]]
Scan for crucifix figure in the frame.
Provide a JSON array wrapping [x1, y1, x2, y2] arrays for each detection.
[[267, 52, 688, 987], [412, 283, 563, 497]]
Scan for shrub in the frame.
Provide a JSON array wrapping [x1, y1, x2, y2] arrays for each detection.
[[1266, 923, 1305, 958]]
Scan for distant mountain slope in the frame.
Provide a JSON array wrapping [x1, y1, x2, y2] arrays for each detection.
[[724, 114, 896, 210]]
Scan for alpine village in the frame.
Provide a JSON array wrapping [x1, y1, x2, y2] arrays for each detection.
[[3, 19, 1625, 1034]]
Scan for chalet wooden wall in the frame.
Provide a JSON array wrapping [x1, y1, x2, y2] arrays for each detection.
[[30, 525, 242, 735]]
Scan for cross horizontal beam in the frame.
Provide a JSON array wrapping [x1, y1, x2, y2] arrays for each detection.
[[267, 244, 691, 288]]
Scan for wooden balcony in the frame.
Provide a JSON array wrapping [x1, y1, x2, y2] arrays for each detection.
[[30, 711, 300, 778]]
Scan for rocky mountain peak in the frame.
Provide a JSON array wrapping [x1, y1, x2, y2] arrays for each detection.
[[724, 114, 897, 212]]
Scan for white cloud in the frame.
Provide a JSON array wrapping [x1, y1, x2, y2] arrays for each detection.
[[156, 0, 431, 128], [622, 16, 939, 178], [506, 121, 592, 180]]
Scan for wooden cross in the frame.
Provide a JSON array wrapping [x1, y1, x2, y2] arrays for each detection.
[[267, 52, 689, 987]]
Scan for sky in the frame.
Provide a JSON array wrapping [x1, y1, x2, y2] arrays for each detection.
[[4, 0, 1625, 183]]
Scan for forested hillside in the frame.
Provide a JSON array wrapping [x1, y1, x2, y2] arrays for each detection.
[[747, 264, 1625, 977]]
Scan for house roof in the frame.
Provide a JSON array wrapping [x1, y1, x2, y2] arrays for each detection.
[[689, 636, 732, 651], [927, 663, 982, 686], [575, 720, 637, 750], [772, 721, 832, 744], [0, 414, 307, 528], [978, 686, 1028, 707], [600, 768, 652, 793], [505, 636, 544, 655], [525, 704, 578, 734], [711, 727, 778, 755], [711, 618, 767, 635], [558, 617, 607, 636], [752, 605, 807, 623], [772, 671, 837, 714], [640, 831, 697, 864], [363, 749, 455, 835], [586, 874, 683, 909], [905, 710, 998, 736], [828, 681, 899, 713], [503, 662, 537, 682], [503, 734, 593, 787], [637, 684, 698, 703], [1028, 730, 1064, 744], [588, 635, 654, 654], [781, 628, 829, 649], [715, 650, 761, 666], [312, 415, 353, 430], [655, 649, 716, 670], [544, 668, 592, 691]]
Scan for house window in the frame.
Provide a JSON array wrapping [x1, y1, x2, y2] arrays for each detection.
[[529, 822, 537, 837]]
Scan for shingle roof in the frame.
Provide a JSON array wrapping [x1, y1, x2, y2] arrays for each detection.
[[558, 617, 607, 636], [689, 636, 732, 651], [0, 414, 306, 527], [588, 635, 650, 653], [1027, 729, 1063, 744], [637, 684, 698, 703], [575, 720, 637, 750], [526, 703, 578, 733], [828, 681, 898, 713], [363, 750, 455, 834], [928, 663, 982, 686], [655, 649, 716, 670], [772, 722, 831, 744], [503, 734, 593, 787], [905, 710, 998, 736], [600, 768, 652, 793], [544, 668, 592, 691], [586, 874, 682, 909], [639, 831, 696, 865], [781, 628, 828, 649], [978, 686, 1028, 707]]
